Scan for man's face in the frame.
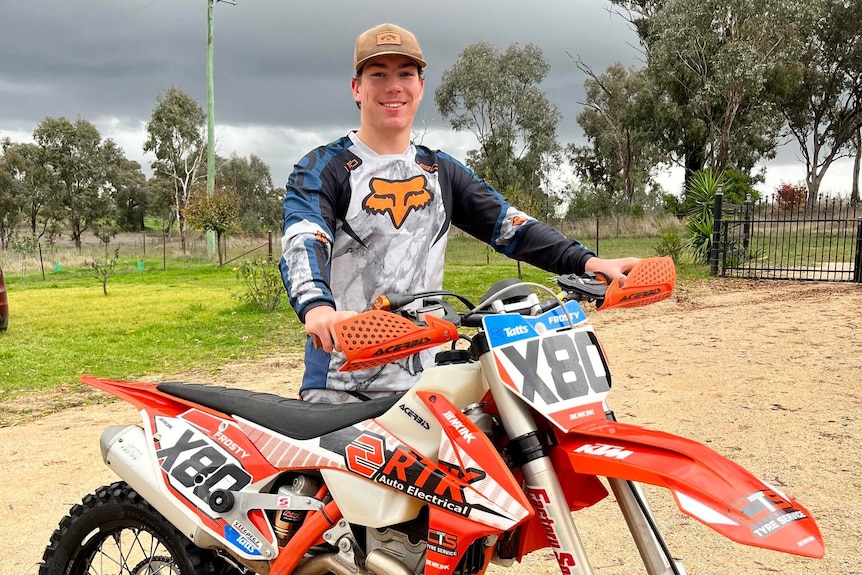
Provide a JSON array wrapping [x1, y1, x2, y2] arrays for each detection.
[[352, 54, 425, 135]]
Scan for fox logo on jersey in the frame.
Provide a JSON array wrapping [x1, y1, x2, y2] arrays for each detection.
[[363, 176, 434, 228]]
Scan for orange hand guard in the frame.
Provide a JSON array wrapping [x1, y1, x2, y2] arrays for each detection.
[[335, 310, 459, 371], [598, 256, 676, 310]]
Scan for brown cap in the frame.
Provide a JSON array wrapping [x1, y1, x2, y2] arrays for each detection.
[[354, 23, 426, 71]]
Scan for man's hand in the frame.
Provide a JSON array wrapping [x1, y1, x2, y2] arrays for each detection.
[[584, 257, 640, 285], [304, 306, 359, 353]]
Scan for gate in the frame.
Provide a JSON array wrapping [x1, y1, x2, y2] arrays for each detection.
[[710, 194, 862, 282]]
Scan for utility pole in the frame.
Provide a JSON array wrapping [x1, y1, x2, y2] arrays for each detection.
[[206, 0, 216, 197], [206, 0, 234, 255]]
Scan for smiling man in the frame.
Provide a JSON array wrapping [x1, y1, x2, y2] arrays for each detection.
[[279, 23, 638, 403]]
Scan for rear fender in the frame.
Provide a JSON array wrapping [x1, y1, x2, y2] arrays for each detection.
[[82, 375, 226, 418], [556, 420, 824, 558]]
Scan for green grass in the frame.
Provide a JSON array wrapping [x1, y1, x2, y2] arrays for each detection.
[[1, 262, 305, 397], [736, 232, 857, 266], [0, 233, 708, 399]]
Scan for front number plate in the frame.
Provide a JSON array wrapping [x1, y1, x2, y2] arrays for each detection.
[[483, 306, 609, 431]]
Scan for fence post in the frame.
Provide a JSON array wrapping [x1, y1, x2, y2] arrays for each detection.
[[709, 191, 724, 276], [268, 231, 273, 261], [595, 217, 600, 257], [854, 217, 862, 283]]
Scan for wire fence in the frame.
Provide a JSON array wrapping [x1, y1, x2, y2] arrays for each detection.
[[0, 231, 276, 278]]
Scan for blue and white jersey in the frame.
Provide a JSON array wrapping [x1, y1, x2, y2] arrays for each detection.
[[280, 132, 595, 395]]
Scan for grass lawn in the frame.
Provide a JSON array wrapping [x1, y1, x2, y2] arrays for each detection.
[[0, 262, 304, 398]]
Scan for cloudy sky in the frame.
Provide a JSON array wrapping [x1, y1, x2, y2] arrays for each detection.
[[1, 0, 855, 195]]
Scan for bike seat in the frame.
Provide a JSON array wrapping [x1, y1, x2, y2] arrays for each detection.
[[156, 382, 402, 440]]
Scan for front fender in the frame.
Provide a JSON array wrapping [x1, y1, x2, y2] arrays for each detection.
[[555, 420, 824, 558]]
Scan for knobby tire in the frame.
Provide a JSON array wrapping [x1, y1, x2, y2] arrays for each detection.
[[38, 481, 238, 575]]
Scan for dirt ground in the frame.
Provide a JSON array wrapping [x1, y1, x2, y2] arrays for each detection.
[[1, 279, 860, 575]]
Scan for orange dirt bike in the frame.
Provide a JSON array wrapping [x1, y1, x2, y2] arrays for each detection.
[[39, 257, 823, 575]]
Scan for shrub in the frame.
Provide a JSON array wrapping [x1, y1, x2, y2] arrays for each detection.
[[683, 169, 724, 263], [721, 167, 759, 206], [662, 193, 685, 218], [234, 258, 284, 311], [775, 182, 807, 211], [653, 226, 686, 263]]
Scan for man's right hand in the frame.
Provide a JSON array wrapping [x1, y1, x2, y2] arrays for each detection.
[[304, 306, 359, 353]]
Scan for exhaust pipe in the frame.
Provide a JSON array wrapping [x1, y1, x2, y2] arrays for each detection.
[[100, 425, 204, 542], [292, 549, 414, 575]]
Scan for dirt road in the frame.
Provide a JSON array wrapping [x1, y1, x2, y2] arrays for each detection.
[[2, 280, 860, 574]]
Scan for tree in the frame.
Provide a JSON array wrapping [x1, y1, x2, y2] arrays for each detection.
[[854, 127, 861, 203], [144, 87, 207, 251], [109, 158, 149, 231], [32, 117, 122, 250], [183, 187, 240, 266], [216, 154, 281, 232], [0, 143, 25, 250], [613, 0, 805, 189], [1, 139, 60, 243], [568, 60, 664, 210], [89, 239, 120, 296], [775, 0, 862, 202], [435, 42, 562, 219]]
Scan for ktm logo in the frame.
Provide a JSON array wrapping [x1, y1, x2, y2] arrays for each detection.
[[363, 176, 433, 228]]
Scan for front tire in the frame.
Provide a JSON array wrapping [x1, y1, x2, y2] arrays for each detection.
[[39, 481, 235, 575]]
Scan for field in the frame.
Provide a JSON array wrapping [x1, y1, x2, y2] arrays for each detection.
[[1, 233, 859, 574]]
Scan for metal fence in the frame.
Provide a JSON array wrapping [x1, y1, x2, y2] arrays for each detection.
[[711, 194, 862, 282]]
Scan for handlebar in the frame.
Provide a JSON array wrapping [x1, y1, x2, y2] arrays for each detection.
[[373, 256, 676, 321], [336, 257, 676, 372]]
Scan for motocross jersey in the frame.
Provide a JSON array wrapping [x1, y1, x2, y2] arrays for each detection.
[[280, 131, 595, 396]]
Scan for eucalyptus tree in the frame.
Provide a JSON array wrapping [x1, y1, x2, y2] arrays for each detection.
[[109, 158, 149, 231], [216, 154, 280, 232], [612, 0, 806, 189], [854, 129, 860, 203], [569, 59, 664, 209], [775, 0, 862, 202], [1, 139, 61, 242], [435, 42, 562, 219], [0, 145, 24, 250], [32, 117, 123, 249], [144, 87, 207, 250]]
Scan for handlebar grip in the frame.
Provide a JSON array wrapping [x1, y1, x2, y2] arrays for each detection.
[[371, 293, 416, 311], [556, 273, 609, 300]]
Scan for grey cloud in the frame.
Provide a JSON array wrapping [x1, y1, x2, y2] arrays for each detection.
[[1, 0, 640, 145]]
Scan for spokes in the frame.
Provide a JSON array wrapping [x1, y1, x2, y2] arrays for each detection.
[[83, 527, 179, 574]]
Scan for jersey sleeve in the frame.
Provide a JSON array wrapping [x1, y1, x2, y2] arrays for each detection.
[[440, 152, 596, 275], [279, 145, 341, 322]]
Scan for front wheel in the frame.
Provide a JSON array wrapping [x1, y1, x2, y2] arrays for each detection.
[[39, 481, 236, 575]]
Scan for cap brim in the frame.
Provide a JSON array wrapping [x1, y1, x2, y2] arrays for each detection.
[[355, 52, 427, 71]]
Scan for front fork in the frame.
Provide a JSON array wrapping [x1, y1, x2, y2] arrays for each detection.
[[481, 354, 682, 575]]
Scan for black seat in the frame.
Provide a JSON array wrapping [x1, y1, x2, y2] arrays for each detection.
[[156, 382, 402, 440]]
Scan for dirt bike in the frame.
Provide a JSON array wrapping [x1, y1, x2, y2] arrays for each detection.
[[39, 257, 823, 575]]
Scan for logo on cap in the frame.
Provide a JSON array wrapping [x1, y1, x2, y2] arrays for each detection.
[[377, 32, 402, 46]]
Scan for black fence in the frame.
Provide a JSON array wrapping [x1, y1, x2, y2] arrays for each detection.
[[711, 194, 862, 282]]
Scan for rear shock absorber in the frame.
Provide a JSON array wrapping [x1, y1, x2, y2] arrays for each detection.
[[274, 473, 320, 546]]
